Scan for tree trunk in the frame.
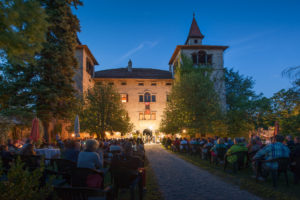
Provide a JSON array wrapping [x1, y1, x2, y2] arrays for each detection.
[[100, 130, 105, 139], [43, 121, 49, 144]]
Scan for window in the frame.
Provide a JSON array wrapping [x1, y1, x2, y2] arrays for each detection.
[[139, 112, 144, 120], [138, 82, 144, 86], [193, 51, 213, 66], [151, 82, 157, 86], [139, 95, 143, 102], [145, 103, 150, 110], [121, 82, 127, 85], [166, 82, 172, 86], [194, 39, 198, 44], [144, 113, 151, 120], [139, 112, 156, 120], [151, 112, 156, 120], [121, 94, 128, 103], [86, 60, 94, 76], [198, 51, 206, 65], [144, 92, 151, 102], [151, 95, 156, 102], [108, 82, 114, 86]]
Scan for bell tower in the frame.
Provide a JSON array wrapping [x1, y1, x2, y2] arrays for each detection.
[[169, 14, 229, 111]]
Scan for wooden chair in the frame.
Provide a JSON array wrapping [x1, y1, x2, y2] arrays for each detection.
[[211, 147, 227, 165], [110, 156, 143, 200], [224, 151, 248, 173], [255, 157, 289, 187], [49, 158, 76, 183], [71, 167, 105, 189], [20, 155, 42, 171], [54, 186, 114, 200], [291, 156, 300, 184]]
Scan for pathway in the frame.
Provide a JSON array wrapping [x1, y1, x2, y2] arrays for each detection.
[[145, 144, 261, 200]]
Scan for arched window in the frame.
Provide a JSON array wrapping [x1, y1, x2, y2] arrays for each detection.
[[144, 92, 151, 102], [192, 53, 197, 64], [198, 51, 206, 65]]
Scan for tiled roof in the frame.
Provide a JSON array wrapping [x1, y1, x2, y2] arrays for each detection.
[[94, 68, 173, 79], [187, 17, 204, 39]]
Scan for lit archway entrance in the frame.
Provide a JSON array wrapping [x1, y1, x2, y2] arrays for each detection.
[[143, 129, 152, 143]]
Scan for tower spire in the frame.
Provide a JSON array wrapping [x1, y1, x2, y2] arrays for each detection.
[[185, 13, 204, 45]]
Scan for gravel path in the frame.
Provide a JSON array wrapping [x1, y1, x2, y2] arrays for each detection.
[[145, 144, 261, 200]]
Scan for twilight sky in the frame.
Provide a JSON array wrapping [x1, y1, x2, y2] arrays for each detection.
[[74, 0, 300, 97]]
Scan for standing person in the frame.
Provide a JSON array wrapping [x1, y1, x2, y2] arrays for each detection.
[[77, 139, 103, 169]]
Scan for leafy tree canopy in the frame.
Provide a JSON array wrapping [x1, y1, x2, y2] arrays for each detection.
[[160, 55, 223, 136], [0, 0, 48, 64], [80, 83, 133, 139]]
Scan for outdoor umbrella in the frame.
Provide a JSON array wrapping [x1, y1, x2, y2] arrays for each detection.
[[30, 118, 40, 142], [74, 115, 80, 137]]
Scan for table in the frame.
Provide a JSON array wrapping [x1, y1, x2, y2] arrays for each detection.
[[35, 148, 61, 159]]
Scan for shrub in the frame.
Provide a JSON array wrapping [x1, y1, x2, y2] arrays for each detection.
[[0, 157, 54, 200]]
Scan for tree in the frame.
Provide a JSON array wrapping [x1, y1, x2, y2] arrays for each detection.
[[80, 83, 133, 139], [33, 0, 82, 141], [269, 88, 300, 136], [0, 0, 48, 64], [0, 0, 48, 129], [225, 68, 271, 137], [160, 56, 223, 136]]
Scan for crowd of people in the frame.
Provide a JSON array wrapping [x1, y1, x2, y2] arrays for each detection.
[[0, 137, 145, 170], [0, 137, 146, 199], [163, 134, 300, 185]]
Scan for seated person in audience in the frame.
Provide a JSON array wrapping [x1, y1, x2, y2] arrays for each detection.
[[290, 136, 300, 184], [109, 140, 122, 152], [77, 139, 103, 169], [253, 135, 290, 178], [226, 138, 234, 148], [21, 138, 32, 150], [0, 145, 13, 160], [61, 140, 80, 163], [201, 139, 214, 159], [211, 138, 227, 159], [180, 138, 188, 151], [285, 135, 295, 152], [20, 144, 36, 156], [248, 138, 261, 160], [7, 139, 18, 153], [225, 138, 248, 164]]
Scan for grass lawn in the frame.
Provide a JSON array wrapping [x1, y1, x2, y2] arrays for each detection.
[[164, 146, 300, 200]]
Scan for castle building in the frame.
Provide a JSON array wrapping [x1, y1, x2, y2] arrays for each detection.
[[74, 15, 228, 137], [93, 60, 173, 135]]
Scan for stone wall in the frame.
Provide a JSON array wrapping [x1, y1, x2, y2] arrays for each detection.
[[74, 48, 95, 96], [93, 78, 173, 134]]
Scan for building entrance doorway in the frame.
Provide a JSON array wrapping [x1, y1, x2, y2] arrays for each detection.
[[143, 129, 152, 143]]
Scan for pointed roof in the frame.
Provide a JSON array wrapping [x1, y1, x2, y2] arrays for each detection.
[[185, 14, 204, 44]]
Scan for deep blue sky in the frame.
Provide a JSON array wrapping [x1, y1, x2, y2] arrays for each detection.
[[74, 0, 300, 97]]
